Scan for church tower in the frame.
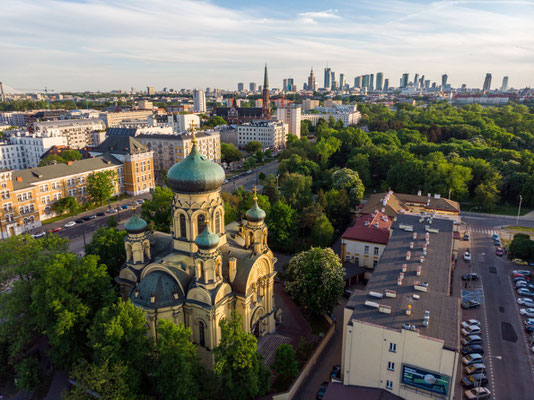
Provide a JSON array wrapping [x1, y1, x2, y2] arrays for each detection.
[[261, 64, 271, 120]]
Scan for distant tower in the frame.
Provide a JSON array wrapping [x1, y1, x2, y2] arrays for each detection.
[[483, 73, 492, 92], [307, 68, 316, 91], [237, 83, 244, 92], [330, 71, 336, 90], [193, 89, 206, 113], [384, 79, 389, 90], [401, 73, 409, 88], [354, 76, 361, 88], [376, 73, 383, 91], [501, 76, 509, 92], [414, 73, 419, 88], [339, 73, 345, 89], [262, 64, 271, 119], [324, 67, 331, 89], [370, 74, 374, 91], [441, 74, 448, 90]]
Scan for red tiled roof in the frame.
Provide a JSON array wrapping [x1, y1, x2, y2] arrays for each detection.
[[342, 211, 392, 245]]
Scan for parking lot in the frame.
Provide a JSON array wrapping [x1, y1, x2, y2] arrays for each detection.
[[455, 227, 534, 399]]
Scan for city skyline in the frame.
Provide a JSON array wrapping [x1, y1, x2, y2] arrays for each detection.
[[1, 0, 534, 91]]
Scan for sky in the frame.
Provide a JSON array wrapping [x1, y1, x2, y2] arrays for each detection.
[[1, 0, 534, 92]]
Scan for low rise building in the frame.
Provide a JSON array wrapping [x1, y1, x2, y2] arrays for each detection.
[[148, 114, 200, 132], [0, 111, 29, 126], [302, 99, 320, 111], [236, 121, 287, 151], [31, 118, 106, 148], [99, 110, 153, 127], [276, 105, 301, 138], [301, 105, 361, 127], [342, 215, 459, 400]]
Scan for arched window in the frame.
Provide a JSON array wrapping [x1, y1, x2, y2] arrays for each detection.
[[215, 211, 221, 233], [197, 214, 206, 234], [179, 214, 187, 238], [199, 321, 206, 347]]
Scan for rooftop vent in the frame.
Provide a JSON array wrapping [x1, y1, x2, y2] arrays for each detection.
[[414, 282, 428, 292], [364, 221, 370, 226], [385, 289, 397, 298], [409, 241, 414, 249], [379, 305, 392, 314], [369, 291, 384, 299], [413, 294, 420, 300], [417, 190, 422, 196], [364, 300, 379, 308], [434, 194, 441, 199]]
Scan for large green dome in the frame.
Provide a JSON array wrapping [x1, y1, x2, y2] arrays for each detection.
[[195, 225, 220, 250], [167, 143, 225, 193], [246, 201, 266, 222], [125, 214, 147, 234]]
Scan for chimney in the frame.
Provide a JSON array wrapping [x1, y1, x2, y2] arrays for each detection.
[[406, 304, 412, 315], [16, 176, 22, 182], [67, 161, 73, 165], [417, 190, 422, 196], [229, 257, 237, 283]]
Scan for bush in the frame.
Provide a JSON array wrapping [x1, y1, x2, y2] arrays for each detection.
[[14, 357, 40, 390]]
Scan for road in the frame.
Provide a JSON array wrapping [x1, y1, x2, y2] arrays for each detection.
[[223, 161, 278, 192], [459, 226, 534, 399], [461, 211, 534, 230]]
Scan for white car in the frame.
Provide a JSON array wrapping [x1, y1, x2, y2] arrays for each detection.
[[31, 232, 46, 238], [520, 308, 534, 317], [464, 251, 472, 261], [461, 319, 481, 329], [64, 221, 76, 228], [465, 387, 491, 399], [462, 325, 481, 336], [518, 298, 534, 307]]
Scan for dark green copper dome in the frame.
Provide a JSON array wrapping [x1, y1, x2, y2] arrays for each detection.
[[195, 225, 220, 250], [167, 142, 225, 193], [246, 201, 266, 222], [125, 214, 147, 234]]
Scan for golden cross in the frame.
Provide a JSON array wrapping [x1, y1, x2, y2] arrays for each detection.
[[190, 121, 197, 145], [252, 186, 258, 201]]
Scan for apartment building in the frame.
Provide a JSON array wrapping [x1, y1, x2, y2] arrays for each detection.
[[0, 112, 29, 127], [341, 215, 459, 400], [32, 118, 106, 148], [236, 121, 288, 151], [276, 105, 301, 138], [99, 110, 153, 127], [147, 113, 200, 132], [301, 108, 361, 127], [302, 99, 320, 112]]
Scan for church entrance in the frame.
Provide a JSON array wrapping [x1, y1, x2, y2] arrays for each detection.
[[253, 322, 260, 337], [250, 306, 265, 338]]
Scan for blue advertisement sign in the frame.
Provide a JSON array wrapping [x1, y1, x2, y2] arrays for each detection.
[[401, 364, 450, 395]]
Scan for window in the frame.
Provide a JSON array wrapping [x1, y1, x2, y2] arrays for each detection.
[[389, 343, 397, 353], [199, 321, 205, 347], [197, 214, 206, 234], [374, 247, 379, 256], [373, 260, 378, 268], [179, 214, 187, 238], [387, 362, 395, 371], [364, 245, 369, 255], [386, 380, 393, 390], [215, 211, 221, 233]]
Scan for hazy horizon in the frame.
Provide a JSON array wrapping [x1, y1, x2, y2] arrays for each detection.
[[2, 0, 534, 92]]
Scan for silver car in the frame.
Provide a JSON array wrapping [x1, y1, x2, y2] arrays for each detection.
[[518, 298, 534, 307], [520, 308, 534, 317]]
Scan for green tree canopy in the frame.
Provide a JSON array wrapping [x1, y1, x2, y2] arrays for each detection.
[[266, 200, 297, 252], [309, 214, 334, 247], [141, 185, 174, 232], [87, 170, 117, 205], [85, 227, 127, 278], [52, 196, 79, 214], [221, 143, 243, 164], [245, 140, 263, 153]]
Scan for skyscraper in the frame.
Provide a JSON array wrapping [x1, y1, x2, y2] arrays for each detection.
[[324, 67, 331, 90], [384, 79, 389, 90], [400, 73, 409, 88], [330, 71, 336, 90], [376, 73, 383, 91], [339, 73, 345, 89], [370, 74, 374, 91], [192, 89, 206, 113], [283, 78, 295, 91], [501, 76, 509, 92], [441, 74, 448, 90], [237, 82, 244, 92], [483, 73, 492, 92], [262, 64, 271, 119], [414, 73, 419, 88], [419, 75, 425, 89], [307, 68, 316, 91], [249, 82, 257, 92], [354, 76, 361, 88], [362, 75, 370, 89]]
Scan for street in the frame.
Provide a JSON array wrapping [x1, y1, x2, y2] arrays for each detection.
[[458, 226, 534, 399]]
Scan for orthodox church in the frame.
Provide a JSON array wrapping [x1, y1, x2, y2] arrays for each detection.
[[117, 132, 278, 365]]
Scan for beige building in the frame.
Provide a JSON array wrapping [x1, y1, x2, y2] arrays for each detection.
[[301, 109, 361, 127], [276, 105, 301, 138], [99, 110, 153, 127], [32, 118, 106, 148], [302, 99, 320, 111], [237, 121, 288, 151], [342, 214, 460, 400], [119, 137, 278, 366]]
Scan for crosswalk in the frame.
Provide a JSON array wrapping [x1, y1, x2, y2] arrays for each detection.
[[468, 225, 499, 235]]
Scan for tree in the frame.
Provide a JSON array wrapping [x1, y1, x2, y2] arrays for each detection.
[[245, 140, 263, 153], [280, 172, 312, 210], [64, 359, 134, 400], [87, 170, 116, 205], [203, 115, 227, 128], [266, 200, 297, 252], [85, 227, 127, 278], [474, 182, 500, 211], [214, 313, 271, 400], [154, 320, 201, 400], [261, 174, 280, 204], [88, 300, 153, 393], [309, 214, 334, 247], [221, 143, 243, 164], [141, 185, 174, 232], [14, 357, 40, 390], [52, 196, 79, 214], [107, 215, 118, 228], [285, 247, 345, 314], [331, 168, 365, 207], [272, 343, 299, 387]]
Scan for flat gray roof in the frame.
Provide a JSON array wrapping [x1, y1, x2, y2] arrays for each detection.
[[346, 214, 460, 349]]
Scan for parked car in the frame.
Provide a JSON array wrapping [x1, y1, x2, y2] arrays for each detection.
[[316, 382, 328, 400], [462, 353, 483, 365], [518, 288, 534, 297], [496, 247, 504, 256], [515, 281, 529, 288], [75, 218, 84, 223], [89, 214, 96, 220], [464, 363, 486, 375], [462, 325, 481, 336], [82, 215, 91, 221], [96, 212, 106, 217], [513, 258, 528, 265], [514, 277, 529, 284], [105, 208, 116, 214], [520, 308, 534, 317], [492, 233, 499, 240], [461, 320, 481, 329], [464, 251, 472, 261], [525, 325, 534, 333], [524, 318, 534, 327], [514, 273, 531, 281], [518, 298, 534, 307], [330, 364, 341, 382], [494, 239, 501, 246], [343, 289, 354, 299], [462, 273, 479, 281], [64, 221, 76, 228], [50, 227, 62, 233], [461, 345, 484, 356], [464, 233, 470, 241], [513, 270, 531, 277], [31, 232, 46, 238], [461, 335, 483, 346], [462, 300, 481, 310], [464, 387, 491, 399], [461, 373, 488, 389], [121, 204, 129, 209]]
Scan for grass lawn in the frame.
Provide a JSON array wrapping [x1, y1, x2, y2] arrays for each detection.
[[504, 226, 534, 233], [461, 202, 532, 216]]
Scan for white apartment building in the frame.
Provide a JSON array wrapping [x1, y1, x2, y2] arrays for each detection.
[[32, 118, 106, 148], [99, 110, 153, 128], [236, 121, 288, 151], [342, 215, 459, 400], [276, 105, 301, 138], [193, 89, 206, 113], [301, 106, 361, 127], [149, 114, 201, 133], [0, 112, 29, 127]]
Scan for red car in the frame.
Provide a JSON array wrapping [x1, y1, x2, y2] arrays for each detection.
[[496, 247, 504, 256], [50, 227, 62, 233], [514, 273, 531, 281]]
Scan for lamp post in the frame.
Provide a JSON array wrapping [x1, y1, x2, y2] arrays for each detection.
[[516, 195, 523, 226], [476, 355, 502, 400]]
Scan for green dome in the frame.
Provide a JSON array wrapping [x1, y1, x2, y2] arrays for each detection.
[[131, 271, 183, 308], [125, 215, 147, 234], [167, 143, 225, 193], [246, 201, 266, 222], [195, 225, 220, 250]]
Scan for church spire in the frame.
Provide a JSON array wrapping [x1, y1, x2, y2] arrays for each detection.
[[263, 63, 269, 89], [262, 64, 271, 119]]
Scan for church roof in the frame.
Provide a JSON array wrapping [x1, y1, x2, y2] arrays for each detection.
[[131, 270, 184, 308], [246, 201, 266, 222], [125, 214, 147, 234], [195, 225, 220, 250]]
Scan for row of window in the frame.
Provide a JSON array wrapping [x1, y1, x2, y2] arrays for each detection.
[[16, 192, 32, 202], [19, 204, 35, 215], [364, 245, 380, 255]]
